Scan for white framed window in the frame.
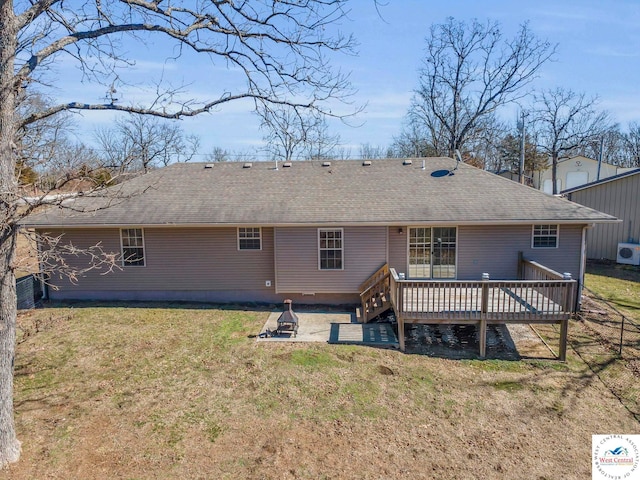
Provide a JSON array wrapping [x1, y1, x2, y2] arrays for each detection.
[[238, 227, 262, 250], [120, 228, 145, 266], [318, 228, 343, 270], [532, 224, 559, 248]]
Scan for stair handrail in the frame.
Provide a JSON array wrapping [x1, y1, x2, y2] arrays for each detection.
[[359, 263, 389, 293], [359, 263, 391, 323]]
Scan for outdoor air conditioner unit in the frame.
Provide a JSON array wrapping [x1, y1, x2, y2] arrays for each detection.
[[616, 243, 640, 265]]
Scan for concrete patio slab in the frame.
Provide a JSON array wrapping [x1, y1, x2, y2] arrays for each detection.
[[257, 309, 356, 343]]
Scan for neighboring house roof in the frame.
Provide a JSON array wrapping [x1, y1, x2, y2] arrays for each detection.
[[561, 167, 640, 195], [25, 157, 618, 228]]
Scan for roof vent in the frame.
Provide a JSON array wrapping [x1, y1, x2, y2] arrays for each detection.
[[283, 162, 292, 168], [243, 162, 252, 169], [204, 164, 214, 169], [403, 159, 413, 165], [322, 161, 331, 167], [362, 160, 372, 166]]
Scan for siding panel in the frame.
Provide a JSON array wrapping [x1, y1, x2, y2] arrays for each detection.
[[388, 226, 407, 274], [275, 226, 387, 293], [41, 227, 275, 293], [457, 225, 583, 280]]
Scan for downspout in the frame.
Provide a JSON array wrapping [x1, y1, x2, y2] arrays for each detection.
[[273, 227, 279, 295], [34, 229, 48, 301]]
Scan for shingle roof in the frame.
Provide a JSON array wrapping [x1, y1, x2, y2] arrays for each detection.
[[25, 157, 618, 227]]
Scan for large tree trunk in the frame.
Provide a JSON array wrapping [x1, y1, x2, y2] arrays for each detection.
[[551, 153, 559, 195], [0, 0, 22, 468]]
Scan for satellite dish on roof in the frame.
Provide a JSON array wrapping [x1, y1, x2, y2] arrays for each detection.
[[430, 150, 462, 178], [430, 169, 450, 178]]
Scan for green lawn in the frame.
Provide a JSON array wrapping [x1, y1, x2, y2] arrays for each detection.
[[585, 262, 640, 323]]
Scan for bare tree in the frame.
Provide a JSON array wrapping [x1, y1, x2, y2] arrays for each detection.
[[0, 0, 355, 467], [621, 122, 640, 167], [258, 105, 319, 162], [390, 119, 438, 158], [206, 147, 231, 163], [257, 104, 345, 162], [303, 116, 342, 160], [409, 18, 554, 157], [359, 143, 385, 159], [577, 125, 626, 167], [96, 116, 200, 172], [533, 88, 610, 193]]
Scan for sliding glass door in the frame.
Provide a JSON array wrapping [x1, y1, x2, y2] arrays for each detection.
[[408, 227, 456, 279]]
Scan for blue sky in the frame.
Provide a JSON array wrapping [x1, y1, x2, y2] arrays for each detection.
[[60, 0, 640, 159]]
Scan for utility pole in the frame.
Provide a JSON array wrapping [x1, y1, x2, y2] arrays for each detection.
[[596, 137, 604, 181], [519, 110, 527, 184]]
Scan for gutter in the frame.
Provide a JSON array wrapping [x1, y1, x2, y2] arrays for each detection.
[[23, 218, 621, 229]]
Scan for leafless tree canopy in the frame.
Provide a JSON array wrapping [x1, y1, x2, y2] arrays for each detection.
[[533, 88, 610, 194], [258, 105, 317, 162], [14, 0, 356, 126], [621, 123, 640, 167], [409, 17, 554, 157], [95, 116, 200, 173], [258, 104, 343, 161]]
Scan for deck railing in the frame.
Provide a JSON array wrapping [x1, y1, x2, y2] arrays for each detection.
[[389, 268, 576, 323], [519, 254, 575, 309]]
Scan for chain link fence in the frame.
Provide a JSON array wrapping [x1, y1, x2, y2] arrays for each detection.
[[569, 288, 640, 421]]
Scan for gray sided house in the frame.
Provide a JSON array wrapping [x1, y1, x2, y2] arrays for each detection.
[[26, 158, 616, 305], [563, 168, 640, 262]]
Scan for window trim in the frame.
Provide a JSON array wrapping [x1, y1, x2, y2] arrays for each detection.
[[532, 224, 559, 249], [237, 227, 262, 251], [318, 228, 344, 271], [120, 228, 146, 267]]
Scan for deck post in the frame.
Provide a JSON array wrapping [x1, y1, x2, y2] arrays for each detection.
[[559, 319, 568, 361], [480, 273, 490, 358], [398, 316, 405, 352], [558, 273, 574, 361], [397, 280, 405, 351]]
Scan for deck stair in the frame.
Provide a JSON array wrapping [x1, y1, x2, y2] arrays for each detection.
[[358, 263, 393, 323]]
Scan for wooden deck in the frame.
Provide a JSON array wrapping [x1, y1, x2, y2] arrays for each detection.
[[360, 258, 577, 360]]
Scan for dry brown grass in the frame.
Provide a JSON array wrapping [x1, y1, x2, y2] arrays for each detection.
[[2, 302, 639, 480]]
